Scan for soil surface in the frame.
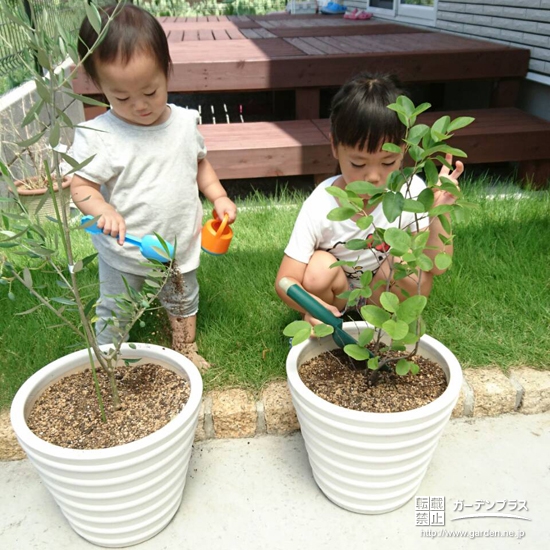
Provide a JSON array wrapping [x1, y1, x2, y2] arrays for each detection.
[[299, 348, 447, 413], [27, 364, 190, 450]]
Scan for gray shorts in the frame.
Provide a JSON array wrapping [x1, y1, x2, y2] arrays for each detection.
[[95, 257, 199, 345]]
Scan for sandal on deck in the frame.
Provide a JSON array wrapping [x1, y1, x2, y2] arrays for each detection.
[[357, 10, 373, 20], [343, 8, 358, 19]]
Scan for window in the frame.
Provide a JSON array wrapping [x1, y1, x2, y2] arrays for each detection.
[[368, 0, 437, 25]]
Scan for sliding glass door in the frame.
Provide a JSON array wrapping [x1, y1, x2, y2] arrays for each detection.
[[368, 1, 437, 24]]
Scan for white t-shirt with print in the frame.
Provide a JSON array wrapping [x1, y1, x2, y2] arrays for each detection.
[[71, 105, 206, 276], [284, 175, 430, 283]]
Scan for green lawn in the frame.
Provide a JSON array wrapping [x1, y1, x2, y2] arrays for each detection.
[[1, 180, 549, 409]]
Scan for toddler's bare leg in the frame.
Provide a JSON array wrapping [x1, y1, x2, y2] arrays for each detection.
[[302, 250, 349, 311], [169, 314, 210, 373]]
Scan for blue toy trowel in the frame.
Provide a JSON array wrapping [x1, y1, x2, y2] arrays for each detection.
[[80, 215, 175, 263], [279, 277, 372, 356]]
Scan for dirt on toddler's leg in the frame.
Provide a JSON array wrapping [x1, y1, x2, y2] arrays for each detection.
[[170, 316, 210, 373]]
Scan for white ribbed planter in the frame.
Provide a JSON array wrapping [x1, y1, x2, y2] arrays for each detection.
[[286, 322, 462, 515], [10, 343, 203, 547]]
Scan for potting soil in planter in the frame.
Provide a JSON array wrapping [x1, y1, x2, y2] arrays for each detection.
[[27, 363, 190, 449], [299, 348, 447, 414]]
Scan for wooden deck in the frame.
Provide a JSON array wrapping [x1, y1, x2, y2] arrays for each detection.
[[72, 13, 530, 120]]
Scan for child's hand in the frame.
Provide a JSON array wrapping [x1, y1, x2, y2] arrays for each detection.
[[96, 209, 126, 245], [303, 300, 342, 330], [433, 153, 464, 207], [213, 197, 237, 223]]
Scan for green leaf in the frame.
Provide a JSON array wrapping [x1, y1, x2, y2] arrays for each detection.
[[361, 305, 390, 328], [346, 239, 367, 251], [313, 324, 334, 338], [417, 253, 433, 271], [397, 295, 427, 324], [85, 1, 103, 34], [412, 103, 431, 117], [360, 270, 373, 287], [386, 170, 406, 193], [407, 124, 430, 144], [380, 292, 400, 313], [23, 268, 33, 289], [325, 186, 348, 199], [16, 129, 46, 148], [382, 319, 409, 340], [346, 181, 382, 196], [431, 116, 450, 141], [327, 207, 356, 221], [51, 297, 77, 306], [448, 116, 475, 132], [395, 359, 412, 376], [401, 331, 420, 345], [435, 252, 453, 270], [410, 362, 420, 375], [65, 91, 109, 107], [49, 121, 60, 148], [438, 145, 468, 158], [438, 213, 451, 234], [21, 99, 44, 127], [72, 260, 83, 273], [423, 159, 439, 186], [413, 230, 430, 250], [409, 144, 424, 163], [382, 143, 402, 154], [283, 320, 311, 337], [382, 192, 405, 223], [356, 215, 374, 230], [358, 328, 375, 347], [368, 357, 380, 371], [403, 199, 426, 214], [385, 227, 411, 252], [36, 49, 52, 71], [291, 327, 312, 346], [34, 78, 51, 102], [430, 205, 453, 217], [397, 95, 416, 117], [415, 192, 434, 218], [344, 344, 371, 361]]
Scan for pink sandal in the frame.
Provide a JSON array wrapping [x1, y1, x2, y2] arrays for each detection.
[[357, 10, 373, 20], [343, 8, 358, 20]]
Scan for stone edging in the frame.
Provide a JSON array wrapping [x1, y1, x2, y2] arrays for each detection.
[[1, 367, 549, 460]]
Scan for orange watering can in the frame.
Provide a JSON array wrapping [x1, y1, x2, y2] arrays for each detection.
[[201, 210, 233, 255]]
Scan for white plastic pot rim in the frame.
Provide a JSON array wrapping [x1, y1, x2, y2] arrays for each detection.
[[11, 343, 203, 459], [287, 326, 462, 421]]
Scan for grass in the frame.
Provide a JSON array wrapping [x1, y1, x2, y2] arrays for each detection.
[[1, 179, 549, 409]]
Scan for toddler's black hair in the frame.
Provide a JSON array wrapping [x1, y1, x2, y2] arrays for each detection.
[[330, 72, 407, 153], [78, 4, 172, 85]]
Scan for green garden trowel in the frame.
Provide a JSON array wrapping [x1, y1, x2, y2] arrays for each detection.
[[279, 277, 371, 354]]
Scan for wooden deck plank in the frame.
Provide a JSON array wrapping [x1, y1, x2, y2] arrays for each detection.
[[300, 37, 348, 55], [167, 30, 184, 43], [240, 29, 263, 39], [199, 29, 214, 41], [201, 120, 335, 179], [183, 30, 199, 41], [284, 37, 327, 56], [225, 28, 246, 40], [213, 29, 231, 41], [161, 20, 257, 31]]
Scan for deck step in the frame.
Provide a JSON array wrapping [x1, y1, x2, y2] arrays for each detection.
[[202, 108, 550, 187]]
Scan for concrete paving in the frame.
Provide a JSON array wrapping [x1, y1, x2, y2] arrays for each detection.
[[0, 413, 548, 550]]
